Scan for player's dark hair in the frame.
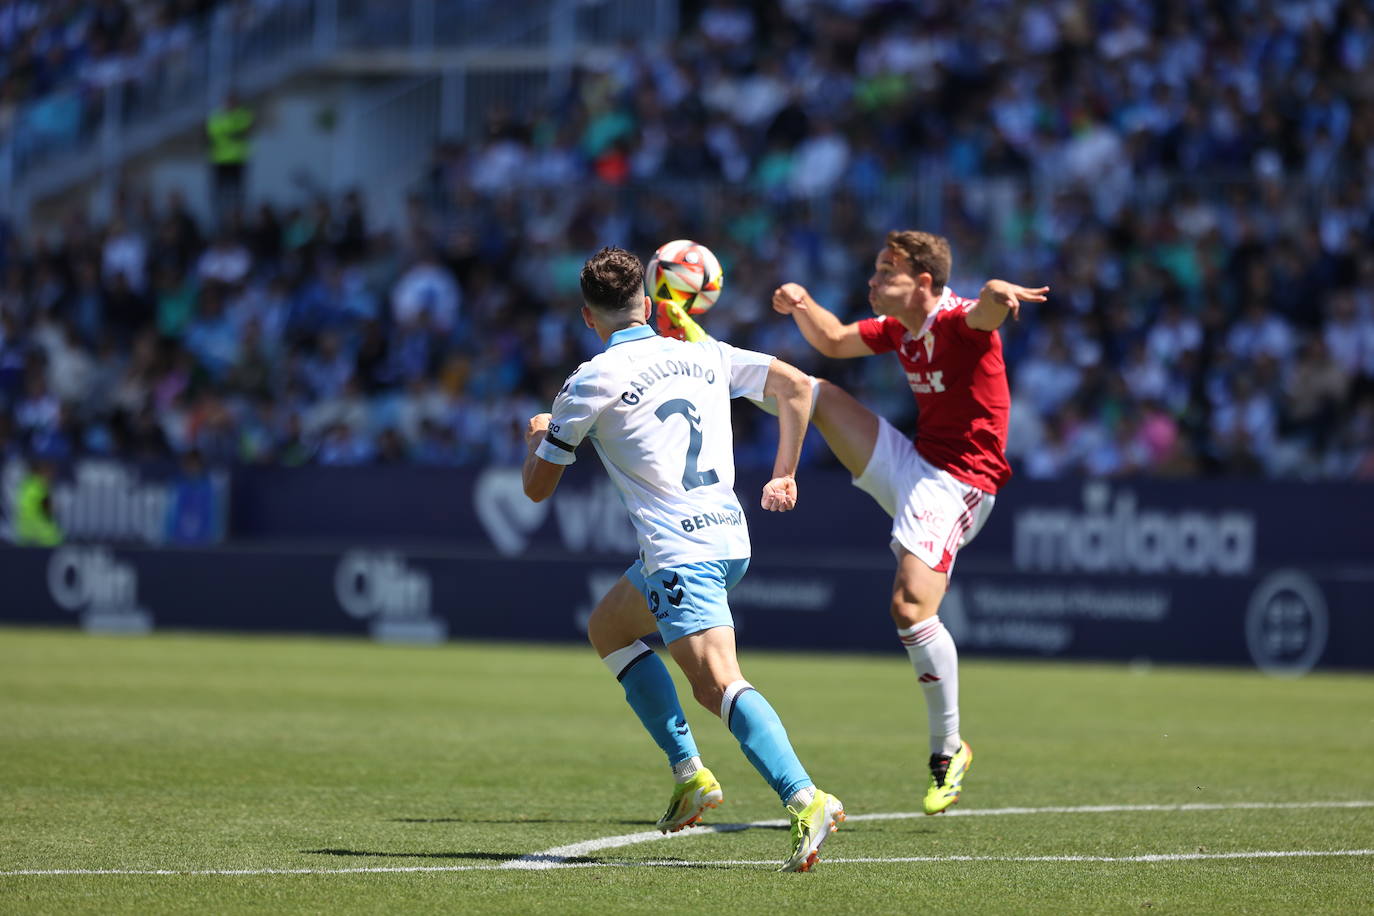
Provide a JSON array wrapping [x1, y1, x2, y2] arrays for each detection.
[[886, 230, 952, 292], [580, 247, 645, 316]]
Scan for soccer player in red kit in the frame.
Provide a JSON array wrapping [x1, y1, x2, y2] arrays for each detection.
[[771, 230, 1047, 814]]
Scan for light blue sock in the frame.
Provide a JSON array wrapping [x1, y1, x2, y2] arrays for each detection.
[[721, 680, 812, 803], [602, 641, 698, 765]]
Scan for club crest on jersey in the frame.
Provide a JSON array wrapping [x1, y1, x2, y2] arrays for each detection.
[[900, 331, 936, 363]]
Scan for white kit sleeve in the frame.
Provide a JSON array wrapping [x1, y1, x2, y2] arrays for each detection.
[[714, 340, 775, 401], [535, 366, 609, 466]]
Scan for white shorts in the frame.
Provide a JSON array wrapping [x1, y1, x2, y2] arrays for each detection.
[[853, 417, 995, 576]]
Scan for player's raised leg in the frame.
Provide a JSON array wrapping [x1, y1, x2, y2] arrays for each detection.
[[727, 374, 882, 477], [588, 573, 721, 832], [666, 621, 844, 872], [890, 549, 971, 814], [810, 380, 882, 479], [659, 299, 709, 343]]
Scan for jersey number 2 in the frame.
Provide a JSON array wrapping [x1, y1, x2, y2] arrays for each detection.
[[655, 398, 719, 491]]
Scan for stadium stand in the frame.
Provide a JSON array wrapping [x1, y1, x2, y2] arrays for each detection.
[[1, 0, 1372, 478]]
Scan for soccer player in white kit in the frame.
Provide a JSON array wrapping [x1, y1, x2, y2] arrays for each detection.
[[521, 247, 844, 872]]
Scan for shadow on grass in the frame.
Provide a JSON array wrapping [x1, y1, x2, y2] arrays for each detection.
[[302, 847, 809, 871], [617, 862, 739, 870], [390, 817, 649, 826], [863, 825, 938, 836], [304, 849, 595, 864]]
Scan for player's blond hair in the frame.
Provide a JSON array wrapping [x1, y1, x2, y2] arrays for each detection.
[[886, 230, 951, 292]]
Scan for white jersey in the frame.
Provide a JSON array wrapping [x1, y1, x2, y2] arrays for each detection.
[[535, 325, 773, 574]]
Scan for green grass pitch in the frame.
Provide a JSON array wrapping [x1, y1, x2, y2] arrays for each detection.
[[2, 627, 1371, 913]]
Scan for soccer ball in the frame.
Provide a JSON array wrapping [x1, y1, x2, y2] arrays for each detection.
[[646, 239, 723, 338]]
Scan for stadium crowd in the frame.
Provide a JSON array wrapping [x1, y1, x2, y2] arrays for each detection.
[[2, 0, 1374, 479], [1, 0, 232, 157]]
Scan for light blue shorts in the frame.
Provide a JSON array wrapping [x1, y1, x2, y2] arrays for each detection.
[[626, 557, 750, 645]]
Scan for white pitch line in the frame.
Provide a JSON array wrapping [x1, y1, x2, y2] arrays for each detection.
[[4, 801, 1371, 878], [620, 849, 1374, 867], [1, 866, 493, 876], [5, 849, 1373, 877], [503, 800, 1374, 869], [866, 800, 1374, 820]]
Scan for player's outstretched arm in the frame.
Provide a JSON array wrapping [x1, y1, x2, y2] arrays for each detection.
[[771, 283, 872, 358], [759, 358, 812, 512], [522, 413, 565, 502], [966, 280, 1049, 331]]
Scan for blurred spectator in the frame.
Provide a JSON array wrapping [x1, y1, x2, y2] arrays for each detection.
[[102, 217, 148, 293], [316, 422, 372, 466], [15, 372, 60, 439], [12, 458, 62, 547], [1283, 337, 1350, 451], [1323, 290, 1374, 379], [154, 265, 198, 338], [1135, 402, 1183, 470], [184, 286, 241, 380], [390, 248, 461, 335], [40, 320, 95, 404], [301, 332, 353, 401], [1022, 414, 1073, 480], [698, 0, 755, 50], [197, 230, 251, 287], [206, 90, 253, 221], [1225, 303, 1294, 363], [1016, 339, 1081, 416], [1212, 374, 1279, 475], [788, 119, 850, 198]]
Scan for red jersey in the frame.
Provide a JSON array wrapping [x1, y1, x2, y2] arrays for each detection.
[[857, 291, 1012, 493]]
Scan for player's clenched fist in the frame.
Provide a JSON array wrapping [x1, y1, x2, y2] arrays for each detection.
[[526, 413, 551, 443], [771, 283, 812, 315], [761, 475, 797, 512]]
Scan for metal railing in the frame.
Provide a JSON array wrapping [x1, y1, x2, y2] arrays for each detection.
[[3, 0, 326, 221], [332, 75, 445, 228], [331, 0, 673, 51]]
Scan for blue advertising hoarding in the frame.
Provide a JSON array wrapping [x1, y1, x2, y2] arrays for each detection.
[[0, 542, 1368, 673], [3, 465, 1372, 673], [1, 457, 229, 547]]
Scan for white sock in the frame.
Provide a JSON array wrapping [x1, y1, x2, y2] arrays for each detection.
[[601, 640, 653, 679], [897, 617, 962, 756], [672, 755, 703, 783], [785, 786, 816, 810], [718, 678, 754, 725]]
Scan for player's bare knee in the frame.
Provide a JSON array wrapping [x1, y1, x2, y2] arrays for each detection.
[[890, 586, 939, 628], [587, 604, 635, 656], [586, 608, 615, 655]]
